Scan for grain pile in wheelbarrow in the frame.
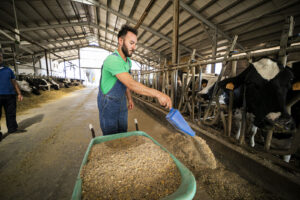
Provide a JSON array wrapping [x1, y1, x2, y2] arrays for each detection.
[[80, 135, 181, 200]]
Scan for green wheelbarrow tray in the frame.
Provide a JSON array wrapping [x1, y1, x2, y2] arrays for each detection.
[[71, 131, 196, 200]]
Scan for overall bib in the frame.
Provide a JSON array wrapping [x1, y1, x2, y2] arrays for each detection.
[[97, 53, 129, 135]]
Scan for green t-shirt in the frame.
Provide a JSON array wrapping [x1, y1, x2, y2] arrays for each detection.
[[100, 50, 132, 94]]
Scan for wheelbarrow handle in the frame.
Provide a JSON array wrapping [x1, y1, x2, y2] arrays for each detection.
[[89, 124, 96, 138], [134, 118, 139, 131]]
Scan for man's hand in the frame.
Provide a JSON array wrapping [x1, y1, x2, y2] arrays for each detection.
[[156, 92, 172, 110], [18, 94, 23, 101], [128, 99, 134, 110]]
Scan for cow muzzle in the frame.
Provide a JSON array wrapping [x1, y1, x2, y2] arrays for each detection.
[[263, 116, 295, 133]]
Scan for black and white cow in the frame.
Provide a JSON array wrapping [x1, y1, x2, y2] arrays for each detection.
[[18, 75, 40, 95], [16, 80, 32, 94], [218, 58, 299, 162], [218, 58, 295, 131], [48, 79, 60, 90]]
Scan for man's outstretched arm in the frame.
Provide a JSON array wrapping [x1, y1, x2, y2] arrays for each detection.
[[116, 72, 172, 109]]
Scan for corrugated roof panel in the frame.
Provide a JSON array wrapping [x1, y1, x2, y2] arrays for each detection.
[[99, 7, 107, 27], [146, 35, 161, 46], [191, 0, 213, 10], [122, 0, 135, 16], [132, 0, 151, 21], [179, 18, 199, 36], [142, 1, 164, 27]]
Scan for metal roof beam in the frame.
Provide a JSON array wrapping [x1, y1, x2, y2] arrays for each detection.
[[74, 0, 203, 58], [97, 38, 158, 64], [18, 21, 160, 59], [19, 22, 90, 32], [22, 37, 88, 46], [0, 29, 34, 54], [91, 23, 160, 59], [179, 1, 246, 52], [35, 43, 158, 64]]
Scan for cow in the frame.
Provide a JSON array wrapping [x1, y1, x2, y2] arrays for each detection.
[[16, 80, 32, 94], [47, 78, 60, 90], [18, 75, 40, 95], [218, 58, 299, 162], [54, 78, 68, 88], [218, 58, 295, 131]]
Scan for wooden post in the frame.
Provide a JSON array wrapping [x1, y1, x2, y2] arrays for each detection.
[[172, 0, 179, 107], [191, 65, 195, 121], [166, 70, 169, 96], [239, 85, 247, 145], [203, 35, 238, 122], [228, 60, 237, 136], [265, 130, 273, 151], [279, 16, 294, 66], [197, 66, 203, 122], [211, 28, 217, 74], [162, 58, 167, 94]]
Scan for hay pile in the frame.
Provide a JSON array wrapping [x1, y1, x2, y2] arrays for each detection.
[[17, 86, 84, 114]]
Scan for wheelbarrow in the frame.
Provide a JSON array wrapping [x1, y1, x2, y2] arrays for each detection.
[[71, 120, 196, 200]]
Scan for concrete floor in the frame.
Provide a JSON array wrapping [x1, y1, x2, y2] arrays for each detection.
[[0, 87, 100, 200], [0, 87, 216, 200]]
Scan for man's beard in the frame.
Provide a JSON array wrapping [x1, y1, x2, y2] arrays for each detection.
[[122, 44, 133, 57]]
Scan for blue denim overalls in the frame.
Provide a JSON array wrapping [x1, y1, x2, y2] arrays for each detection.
[[97, 53, 129, 135]]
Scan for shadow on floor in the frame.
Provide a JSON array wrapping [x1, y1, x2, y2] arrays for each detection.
[[18, 114, 44, 130], [0, 114, 44, 141]]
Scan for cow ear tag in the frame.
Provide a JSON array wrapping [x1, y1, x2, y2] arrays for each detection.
[[292, 82, 300, 91], [226, 82, 234, 90]]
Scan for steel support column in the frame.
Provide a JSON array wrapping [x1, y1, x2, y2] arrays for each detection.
[[32, 54, 36, 76], [49, 53, 52, 77], [44, 50, 49, 77], [64, 59, 66, 78], [78, 48, 81, 80], [11, 44, 18, 76]]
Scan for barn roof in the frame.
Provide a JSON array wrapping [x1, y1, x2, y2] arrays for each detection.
[[0, 0, 299, 66]]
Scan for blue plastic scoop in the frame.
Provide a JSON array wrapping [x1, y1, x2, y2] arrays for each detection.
[[166, 108, 195, 137]]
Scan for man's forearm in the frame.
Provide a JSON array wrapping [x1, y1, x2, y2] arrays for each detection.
[[116, 72, 160, 98], [11, 80, 21, 95], [126, 88, 132, 101], [127, 81, 159, 98]]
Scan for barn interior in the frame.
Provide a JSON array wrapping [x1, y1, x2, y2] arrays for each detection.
[[0, 0, 300, 200]]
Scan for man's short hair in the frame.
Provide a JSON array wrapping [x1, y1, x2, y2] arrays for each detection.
[[118, 25, 138, 38]]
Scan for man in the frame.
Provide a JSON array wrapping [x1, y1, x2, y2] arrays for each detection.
[[98, 25, 172, 135], [0, 51, 23, 134]]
